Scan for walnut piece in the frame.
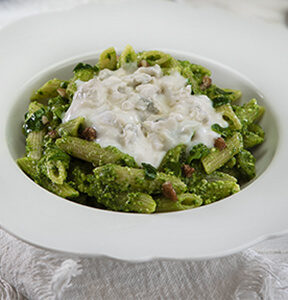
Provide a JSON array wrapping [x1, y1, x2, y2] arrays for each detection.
[[57, 88, 67, 98], [162, 181, 178, 202], [182, 164, 195, 178], [138, 60, 149, 68], [199, 75, 212, 90], [214, 137, 227, 150], [80, 127, 97, 141], [47, 130, 57, 139]]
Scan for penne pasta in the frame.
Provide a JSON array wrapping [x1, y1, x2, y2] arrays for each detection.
[[16, 46, 265, 213]]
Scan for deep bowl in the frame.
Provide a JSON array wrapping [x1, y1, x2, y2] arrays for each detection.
[[0, 1, 287, 260]]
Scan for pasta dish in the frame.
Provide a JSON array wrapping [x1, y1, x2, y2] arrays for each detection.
[[17, 45, 265, 213]]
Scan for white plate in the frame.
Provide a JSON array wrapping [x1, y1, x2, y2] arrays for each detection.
[[0, 0, 288, 261]]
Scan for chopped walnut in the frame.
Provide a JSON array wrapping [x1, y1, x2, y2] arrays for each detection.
[[182, 164, 195, 178], [47, 130, 57, 139], [199, 75, 212, 91], [214, 137, 227, 150], [80, 127, 97, 141], [138, 60, 149, 68], [162, 181, 178, 202], [57, 88, 67, 98], [41, 115, 49, 125]]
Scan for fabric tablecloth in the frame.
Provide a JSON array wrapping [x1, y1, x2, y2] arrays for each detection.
[[1, 0, 288, 299], [0, 227, 288, 300]]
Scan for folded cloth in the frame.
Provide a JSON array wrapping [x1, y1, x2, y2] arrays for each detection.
[[0, 228, 288, 300]]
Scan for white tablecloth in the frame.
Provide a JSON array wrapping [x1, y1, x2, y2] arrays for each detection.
[[1, 1, 288, 299]]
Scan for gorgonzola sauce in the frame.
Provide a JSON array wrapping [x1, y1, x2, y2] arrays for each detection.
[[63, 65, 228, 167]]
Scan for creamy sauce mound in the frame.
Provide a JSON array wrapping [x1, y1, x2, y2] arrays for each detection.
[[63, 65, 228, 167]]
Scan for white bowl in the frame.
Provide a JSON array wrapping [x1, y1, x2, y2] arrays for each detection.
[[0, 1, 288, 260]]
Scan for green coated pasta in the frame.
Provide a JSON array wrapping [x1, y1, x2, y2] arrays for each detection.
[[198, 180, 240, 205], [95, 191, 156, 213], [57, 116, 85, 137], [37, 143, 70, 185], [26, 129, 46, 160], [201, 132, 243, 174], [137, 50, 175, 68], [216, 104, 242, 130], [17, 45, 266, 213], [233, 98, 261, 126], [56, 136, 137, 168], [98, 47, 117, 70], [242, 130, 264, 149], [155, 193, 203, 212], [92, 164, 187, 195], [17, 157, 79, 198], [158, 144, 187, 177], [30, 78, 66, 101], [117, 44, 137, 70]]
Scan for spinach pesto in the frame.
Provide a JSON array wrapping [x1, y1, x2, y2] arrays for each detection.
[[17, 45, 265, 213]]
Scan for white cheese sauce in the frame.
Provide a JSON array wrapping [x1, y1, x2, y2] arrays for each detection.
[[63, 65, 228, 167]]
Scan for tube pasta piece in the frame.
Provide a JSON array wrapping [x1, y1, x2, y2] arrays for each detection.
[[23, 101, 49, 159], [181, 66, 202, 95], [233, 99, 261, 126], [57, 116, 85, 137], [235, 149, 256, 181], [55, 136, 137, 168], [27, 101, 45, 115], [117, 44, 137, 70], [73, 63, 97, 82], [46, 96, 70, 130], [37, 145, 70, 185], [242, 122, 265, 149], [177, 60, 212, 94], [98, 47, 117, 70], [74, 163, 157, 212], [204, 85, 242, 107], [248, 123, 265, 139], [255, 105, 266, 120], [155, 193, 203, 212], [114, 192, 156, 213], [137, 50, 175, 68], [190, 65, 211, 83], [242, 130, 264, 149], [26, 129, 46, 160], [216, 104, 242, 130], [23, 101, 48, 135], [66, 63, 98, 100], [17, 157, 38, 178], [220, 88, 242, 102], [205, 171, 238, 183], [99, 192, 156, 213], [201, 132, 243, 174], [200, 180, 240, 205], [185, 167, 240, 204], [31, 78, 66, 101], [17, 157, 79, 198], [92, 164, 187, 195], [158, 144, 187, 177], [45, 160, 67, 185], [43, 178, 79, 199]]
